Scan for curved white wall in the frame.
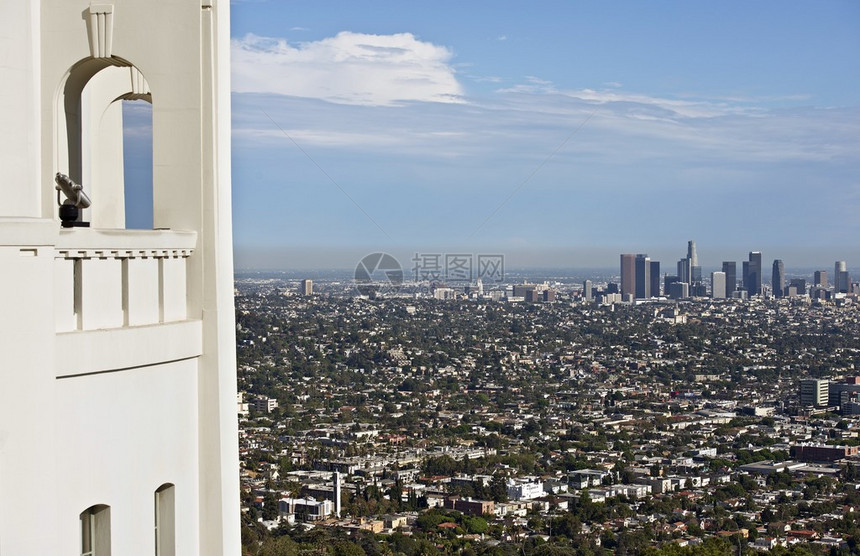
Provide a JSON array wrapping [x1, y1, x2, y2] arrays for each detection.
[[55, 359, 201, 555], [0, 0, 239, 553]]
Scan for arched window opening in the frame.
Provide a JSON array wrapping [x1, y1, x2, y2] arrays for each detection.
[[80, 504, 111, 556], [57, 59, 152, 229], [155, 483, 176, 556]]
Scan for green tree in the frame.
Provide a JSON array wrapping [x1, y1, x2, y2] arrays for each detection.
[[262, 491, 280, 522], [490, 474, 508, 502]]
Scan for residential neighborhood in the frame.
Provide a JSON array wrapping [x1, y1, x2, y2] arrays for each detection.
[[236, 275, 860, 555]]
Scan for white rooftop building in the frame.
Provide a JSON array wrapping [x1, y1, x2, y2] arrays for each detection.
[[0, 0, 239, 554], [506, 479, 545, 500]]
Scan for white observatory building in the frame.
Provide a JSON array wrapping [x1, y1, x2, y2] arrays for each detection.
[[0, 0, 240, 554]]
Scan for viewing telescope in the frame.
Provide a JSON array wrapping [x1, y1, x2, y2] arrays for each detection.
[[55, 172, 91, 227]]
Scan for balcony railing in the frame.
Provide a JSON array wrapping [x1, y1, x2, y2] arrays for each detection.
[[54, 228, 197, 332]]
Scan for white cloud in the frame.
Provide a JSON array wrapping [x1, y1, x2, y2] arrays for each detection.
[[231, 32, 465, 106]]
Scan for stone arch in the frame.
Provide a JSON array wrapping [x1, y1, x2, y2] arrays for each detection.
[[56, 56, 151, 228]]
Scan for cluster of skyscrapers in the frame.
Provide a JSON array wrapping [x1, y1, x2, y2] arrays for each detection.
[[620, 241, 706, 301], [618, 241, 853, 301], [619, 253, 661, 300]]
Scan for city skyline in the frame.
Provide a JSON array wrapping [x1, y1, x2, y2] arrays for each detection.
[[124, 1, 860, 269], [616, 240, 854, 302]]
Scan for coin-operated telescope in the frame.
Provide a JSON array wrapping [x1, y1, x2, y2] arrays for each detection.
[[55, 172, 91, 228]]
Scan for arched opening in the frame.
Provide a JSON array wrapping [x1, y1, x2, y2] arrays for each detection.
[[80, 504, 111, 556], [155, 483, 176, 556], [56, 58, 152, 229]]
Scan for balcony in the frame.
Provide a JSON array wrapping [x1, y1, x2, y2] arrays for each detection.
[[54, 228, 196, 331], [52, 227, 202, 377]]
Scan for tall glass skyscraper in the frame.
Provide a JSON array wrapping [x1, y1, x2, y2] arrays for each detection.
[[746, 252, 762, 296], [650, 260, 661, 297], [772, 259, 785, 298], [722, 261, 737, 298], [687, 241, 702, 283], [835, 261, 850, 293], [635, 254, 651, 299]]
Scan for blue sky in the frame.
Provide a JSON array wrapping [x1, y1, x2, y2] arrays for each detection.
[[160, 1, 860, 269]]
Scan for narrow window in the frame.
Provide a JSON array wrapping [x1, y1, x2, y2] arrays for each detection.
[[155, 484, 175, 556], [122, 99, 153, 229], [80, 505, 110, 556]]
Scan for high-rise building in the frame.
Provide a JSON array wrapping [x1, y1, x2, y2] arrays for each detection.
[[687, 240, 702, 283], [635, 254, 651, 299], [668, 281, 689, 299], [711, 271, 726, 299], [677, 258, 691, 284], [722, 262, 736, 298], [772, 260, 785, 298], [789, 278, 806, 296], [687, 240, 698, 269], [650, 261, 661, 297], [745, 252, 762, 296], [828, 378, 860, 408], [664, 275, 679, 296], [835, 261, 850, 293], [620, 254, 636, 300], [583, 280, 593, 302], [0, 1, 240, 553], [800, 379, 830, 407], [301, 279, 314, 296], [814, 270, 828, 288]]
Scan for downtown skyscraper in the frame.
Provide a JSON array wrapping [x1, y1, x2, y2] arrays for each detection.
[[687, 241, 702, 284], [711, 271, 726, 299], [635, 254, 651, 299], [835, 261, 850, 293], [620, 254, 636, 300], [745, 251, 762, 296], [814, 270, 828, 288], [650, 260, 661, 298], [772, 259, 785, 298], [722, 261, 737, 298]]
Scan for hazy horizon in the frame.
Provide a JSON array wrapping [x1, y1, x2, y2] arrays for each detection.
[[234, 244, 859, 274]]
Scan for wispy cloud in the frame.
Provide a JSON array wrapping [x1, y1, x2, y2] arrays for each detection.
[[469, 75, 502, 83], [233, 88, 859, 180], [231, 32, 465, 106]]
